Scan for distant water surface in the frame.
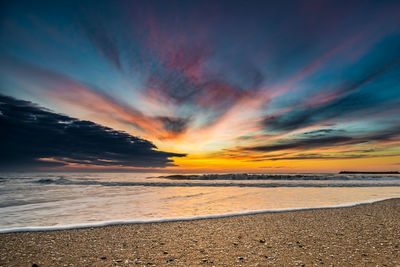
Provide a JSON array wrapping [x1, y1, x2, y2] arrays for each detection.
[[0, 172, 399, 231]]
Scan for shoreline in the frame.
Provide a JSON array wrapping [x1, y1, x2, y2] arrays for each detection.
[[0, 196, 398, 234], [1, 198, 399, 266]]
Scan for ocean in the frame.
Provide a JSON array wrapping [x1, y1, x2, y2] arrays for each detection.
[[1, 172, 400, 232]]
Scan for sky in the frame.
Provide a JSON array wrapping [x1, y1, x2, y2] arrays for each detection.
[[0, 0, 400, 173]]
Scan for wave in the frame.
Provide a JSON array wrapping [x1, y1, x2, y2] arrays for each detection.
[[158, 173, 400, 181], [31, 178, 400, 188], [35, 177, 71, 184], [1, 197, 397, 234]]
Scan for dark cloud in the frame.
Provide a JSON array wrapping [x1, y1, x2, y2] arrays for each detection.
[[268, 153, 378, 161], [263, 59, 400, 132], [248, 136, 355, 153], [344, 148, 376, 153], [156, 116, 190, 134], [0, 95, 185, 170], [302, 129, 343, 135], [244, 153, 291, 162], [243, 126, 400, 153], [366, 127, 400, 142]]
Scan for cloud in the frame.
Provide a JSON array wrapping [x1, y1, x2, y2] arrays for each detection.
[[243, 126, 400, 154], [134, 9, 267, 128], [156, 116, 190, 134], [247, 136, 355, 153], [263, 59, 400, 132], [267, 153, 379, 161], [79, 18, 122, 70], [0, 56, 185, 139], [303, 129, 344, 136], [0, 95, 185, 170]]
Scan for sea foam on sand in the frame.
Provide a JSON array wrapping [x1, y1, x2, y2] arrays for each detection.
[[0, 196, 396, 234]]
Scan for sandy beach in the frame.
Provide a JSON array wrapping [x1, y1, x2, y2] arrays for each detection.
[[1, 198, 399, 266]]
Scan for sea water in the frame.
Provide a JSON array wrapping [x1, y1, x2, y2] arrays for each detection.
[[0, 172, 399, 232]]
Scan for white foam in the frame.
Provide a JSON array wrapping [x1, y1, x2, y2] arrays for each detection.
[[0, 197, 397, 234]]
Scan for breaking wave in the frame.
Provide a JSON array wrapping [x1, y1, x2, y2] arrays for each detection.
[[32, 178, 400, 188]]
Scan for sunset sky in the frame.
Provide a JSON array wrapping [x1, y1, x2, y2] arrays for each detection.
[[1, 0, 400, 172]]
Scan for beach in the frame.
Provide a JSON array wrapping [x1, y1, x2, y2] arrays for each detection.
[[0, 198, 399, 266]]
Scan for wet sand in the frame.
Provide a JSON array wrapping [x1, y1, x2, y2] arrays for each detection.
[[1, 198, 399, 266]]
